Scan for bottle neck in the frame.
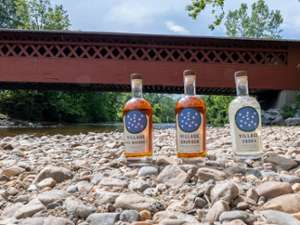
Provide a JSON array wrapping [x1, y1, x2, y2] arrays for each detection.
[[235, 76, 249, 96], [184, 75, 196, 96], [131, 79, 143, 98]]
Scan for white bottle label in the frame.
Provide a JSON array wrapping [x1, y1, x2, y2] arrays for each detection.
[[176, 108, 204, 153], [123, 110, 149, 153], [233, 106, 261, 152]]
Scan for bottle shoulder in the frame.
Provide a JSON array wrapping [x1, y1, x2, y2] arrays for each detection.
[[124, 97, 152, 112], [229, 96, 261, 110], [176, 96, 205, 110]]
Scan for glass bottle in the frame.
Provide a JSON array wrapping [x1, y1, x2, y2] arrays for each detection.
[[175, 70, 206, 159], [123, 73, 152, 163], [229, 71, 262, 159]]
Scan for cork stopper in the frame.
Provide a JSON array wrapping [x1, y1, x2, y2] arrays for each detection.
[[131, 73, 143, 80], [183, 69, 196, 77], [234, 70, 248, 78]]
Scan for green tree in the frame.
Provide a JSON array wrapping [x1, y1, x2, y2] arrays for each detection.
[[225, 0, 283, 38], [0, 0, 19, 28]]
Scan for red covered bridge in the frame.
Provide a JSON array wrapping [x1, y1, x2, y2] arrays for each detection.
[[0, 29, 299, 97]]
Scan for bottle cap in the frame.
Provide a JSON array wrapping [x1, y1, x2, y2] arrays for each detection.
[[234, 70, 248, 78], [183, 69, 196, 77], [131, 73, 143, 80]]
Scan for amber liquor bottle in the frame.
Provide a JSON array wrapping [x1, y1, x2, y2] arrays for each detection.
[[123, 73, 153, 162], [175, 70, 206, 158]]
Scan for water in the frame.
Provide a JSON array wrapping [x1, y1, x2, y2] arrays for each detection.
[[0, 123, 175, 137]]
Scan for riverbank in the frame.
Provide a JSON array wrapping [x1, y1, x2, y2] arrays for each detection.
[[1, 127, 300, 225]]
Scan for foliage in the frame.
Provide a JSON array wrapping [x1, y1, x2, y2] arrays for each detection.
[[225, 0, 283, 39], [204, 95, 233, 126], [187, 0, 225, 30], [0, 91, 129, 123], [281, 94, 300, 119], [0, 0, 70, 30], [145, 94, 176, 123]]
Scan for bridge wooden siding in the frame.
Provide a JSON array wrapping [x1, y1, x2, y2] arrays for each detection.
[[0, 29, 299, 94]]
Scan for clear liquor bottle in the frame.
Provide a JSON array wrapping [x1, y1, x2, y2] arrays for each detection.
[[229, 71, 262, 159], [123, 73, 153, 163], [175, 70, 206, 159]]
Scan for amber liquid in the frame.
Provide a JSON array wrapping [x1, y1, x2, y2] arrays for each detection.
[[123, 97, 152, 158], [175, 96, 206, 158]]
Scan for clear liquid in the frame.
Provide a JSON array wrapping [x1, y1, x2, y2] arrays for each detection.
[[229, 96, 263, 159]]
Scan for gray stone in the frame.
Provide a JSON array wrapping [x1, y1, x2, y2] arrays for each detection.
[[15, 199, 46, 219], [67, 185, 78, 193], [114, 193, 161, 212], [64, 197, 96, 219], [280, 174, 300, 184], [260, 210, 300, 225], [128, 179, 150, 192], [2, 203, 24, 218], [157, 165, 188, 188], [37, 190, 69, 206], [219, 210, 256, 224], [210, 182, 239, 204], [95, 190, 120, 205], [197, 167, 227, 181], [285, 117, 300, 126], [255, 181, 293, 199], [86, 213, 120, 225], [34, 165, 73, 183], [265, 154, 298, 170], [153, 210, 201, 224], [138, 166, 158, 177], [100, 177, 128, 188], [119, 210, 139, 222], [37, 178, 56, 189], [262, 109, 284, 125], [19, 217, 74, 225], [2, 166, 25, 177], [205, 200, 229, 223], [263, 193, 300, 213]]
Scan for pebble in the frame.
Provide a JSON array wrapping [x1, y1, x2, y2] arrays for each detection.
[[86, 213, 120, 225], [119, 210, 139, 222], [37, 190, 69, 206], [210, 182, 239, 204], [260, 210, 300, 225], [15, 199, 46, 219], [64, 196, 96, 219], [19, 217, 74, 225], [265, 154, 298, 170], [263, 193, 300, 213], [37, 177, 56, 189], [34, 165, 73, 183], [157, 165, 188, 188], [197, 167, 227, 181], [139, 210, 152, 221], [138, 166, 158, 177], [219, 210, 256, 224], [205, 200, 229, 223], [255, 181, 293, 199], [2, 166, 25, 177]]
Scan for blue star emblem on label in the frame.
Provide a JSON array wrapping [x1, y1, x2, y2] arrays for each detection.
[[235, 106, 259, 132], [178, 108, 201, 133], [125, 110, 147, 134]]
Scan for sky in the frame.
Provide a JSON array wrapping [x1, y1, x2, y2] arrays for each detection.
[[50, 0, 300, 39]]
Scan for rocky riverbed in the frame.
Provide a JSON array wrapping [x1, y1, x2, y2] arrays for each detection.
[[1, 127, 300, 225]]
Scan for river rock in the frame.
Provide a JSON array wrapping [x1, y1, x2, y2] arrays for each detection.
[[280, 175, 300, 184], [255, 181, 293, 199], [19, 217, 74, 225], [263, 193, 300, 213], [15, 199, 46, 219], [223, 220, 247, 225], [95, 189, 120, 205], [210, 182, 239, 204], [37, 190, 69, 206], [119, 210, 139, 222], [34, 165, 73, 183], [265, 154, 298, 170], [197, 167, 227, 181], [129, 179, 150, 192], [37, 178, 56, 189], [285, 117, 300, 126], [205, 200, 230, 223], [157, 165, 188, 188], [260, 210, 300, 225], [219, 210, 256, 224], [2, 166, 25, 177], [138, 166, 158, 177], [100, 177, 128, 188], [2, 202, 24, 218], [64, 196, 96, 219], [114, 193, 162, 212], [153, 210, 201, 224], [86, 213, 120, 225]]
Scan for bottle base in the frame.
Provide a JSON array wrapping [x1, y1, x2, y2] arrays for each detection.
[[125, 156, 153, 167], [176, 151, 207, 159], [234, 152, 262, 160]]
